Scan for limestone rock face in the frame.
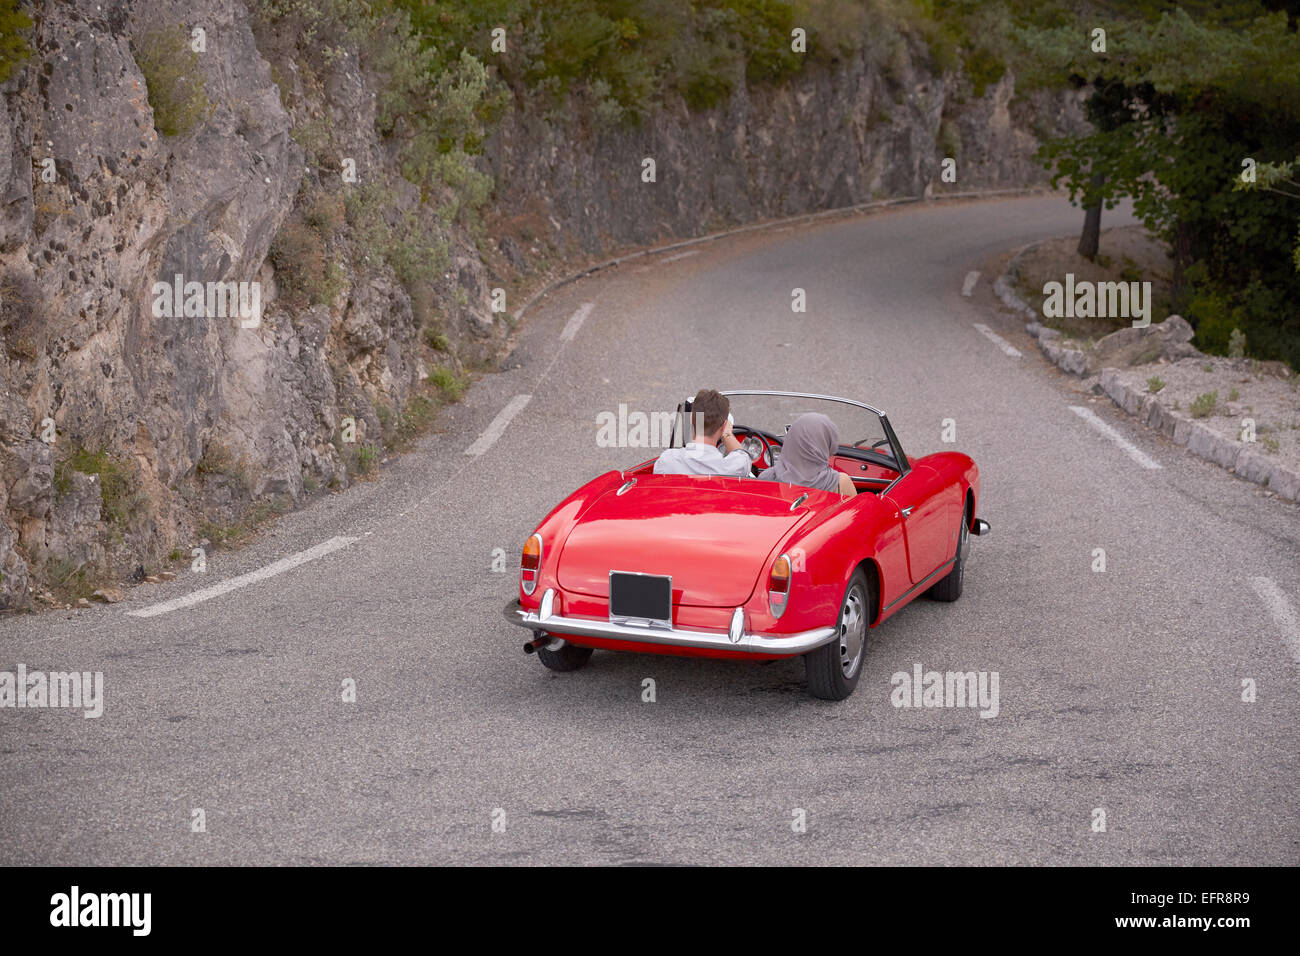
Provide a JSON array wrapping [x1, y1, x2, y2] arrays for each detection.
[[486, 47, 1085, 255], [0, 1, 1077, 608]]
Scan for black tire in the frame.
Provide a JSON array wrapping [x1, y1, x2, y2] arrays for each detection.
[[805, 569, 871, 701], [536, 638, 593, 672], [928, 502, 970, 603]]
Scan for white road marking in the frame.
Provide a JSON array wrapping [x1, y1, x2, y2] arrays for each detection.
[[962, 270, 981, 296], [663, 250, 700, 263], [973, 322, 1022, 358], [126, 536, 359, 618], [1068, 406, 1161, 470], [1249, 577, 1300, 664], [559, 302, 594, 343], [465, 394, 531, 457]]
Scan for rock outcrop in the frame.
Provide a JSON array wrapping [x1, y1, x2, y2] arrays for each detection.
[[0, 0, 1082, 609]]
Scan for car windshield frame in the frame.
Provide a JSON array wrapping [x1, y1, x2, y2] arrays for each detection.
[[667, 389, 910, 479]]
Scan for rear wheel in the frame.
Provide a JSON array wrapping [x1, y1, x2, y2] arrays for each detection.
[[805, 570, 870, 701], [928, 502, 970, 602], [536, 638, 593, 672]]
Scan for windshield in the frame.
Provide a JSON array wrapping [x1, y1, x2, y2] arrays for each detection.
[[670, 390, 904, 469]]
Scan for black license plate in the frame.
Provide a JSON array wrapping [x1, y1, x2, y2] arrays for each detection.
[[608, 571, 672, 627]]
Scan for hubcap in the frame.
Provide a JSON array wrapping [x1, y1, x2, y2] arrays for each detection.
[[839, 583, 867, 678]]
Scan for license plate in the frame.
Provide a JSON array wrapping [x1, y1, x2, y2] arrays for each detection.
[[608, 571, 672, 628]]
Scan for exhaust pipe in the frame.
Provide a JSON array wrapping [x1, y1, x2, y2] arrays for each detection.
[[524, 633, 566, 654]]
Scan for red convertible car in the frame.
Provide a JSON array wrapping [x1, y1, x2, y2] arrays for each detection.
[[503, 390, 989, 700]]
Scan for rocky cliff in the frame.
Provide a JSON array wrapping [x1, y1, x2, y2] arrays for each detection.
[[0, 0, 1083, 610]]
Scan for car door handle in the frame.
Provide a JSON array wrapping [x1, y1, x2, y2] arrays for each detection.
[[901, 506, 914, 517]]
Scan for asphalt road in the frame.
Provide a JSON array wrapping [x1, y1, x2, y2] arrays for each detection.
[[3, 195, 1298, 865]]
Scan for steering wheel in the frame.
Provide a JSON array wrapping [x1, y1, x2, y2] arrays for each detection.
[[729, 425, 781, 474]]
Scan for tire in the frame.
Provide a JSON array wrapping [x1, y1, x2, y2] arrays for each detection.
[[536, 638, 594, 672], [928, 502, 970, 603], [805, 569, 870, 701]]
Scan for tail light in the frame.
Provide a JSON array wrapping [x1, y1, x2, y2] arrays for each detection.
[[768, 553, 791, 618], [521, 533, 542, 595]]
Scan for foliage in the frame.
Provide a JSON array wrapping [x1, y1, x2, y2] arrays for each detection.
[[134, 25, 213, 137], [1019, 5, 1300, 369], [56, 448, 142, 526], [1190, 391, 1218, 418], [0, 0, 32, 83], [268, 211, 345, 306], [429, 366, 465, 401]]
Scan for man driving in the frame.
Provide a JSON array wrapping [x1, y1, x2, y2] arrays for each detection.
[[653, 389, 751, 477]]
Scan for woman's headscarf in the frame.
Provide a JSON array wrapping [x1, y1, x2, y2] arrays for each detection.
[[758, 412, 841, 492]]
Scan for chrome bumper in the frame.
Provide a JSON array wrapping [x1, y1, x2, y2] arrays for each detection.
[[503, 592, 837, 656]]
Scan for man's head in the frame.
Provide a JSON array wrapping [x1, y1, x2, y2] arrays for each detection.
[[691, 389, 731, 444]]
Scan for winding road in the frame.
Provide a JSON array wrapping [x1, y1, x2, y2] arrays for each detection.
[[3, 195, 1298, 865]]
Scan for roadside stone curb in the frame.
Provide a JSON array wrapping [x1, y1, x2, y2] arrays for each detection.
[[995, 246, 1300, 503]]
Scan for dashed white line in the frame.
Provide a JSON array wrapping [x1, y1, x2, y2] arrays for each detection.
[[126, 536, 359, 618], [464, 394, 531, 457], [1068, 406, 1161, 470], [962, 270, 981, 296], [663, 250, 700, 263], [1248, 577, 1300, 664], [559, 302, 594, 343], [973, 322, 1022, 358]]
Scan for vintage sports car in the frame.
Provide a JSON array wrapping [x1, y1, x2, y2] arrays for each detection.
[[503, 390, 989, 700]]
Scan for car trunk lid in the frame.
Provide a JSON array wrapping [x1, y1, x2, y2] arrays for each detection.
[[557, 475, 818, 607]]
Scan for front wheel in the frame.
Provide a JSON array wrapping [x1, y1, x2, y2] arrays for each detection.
[[536, 638, 593, 672], [928, 503, 970, 602], [805, 569, 870, 701]]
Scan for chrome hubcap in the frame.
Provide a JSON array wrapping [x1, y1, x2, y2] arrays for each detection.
[[839, 583, 866, 678]]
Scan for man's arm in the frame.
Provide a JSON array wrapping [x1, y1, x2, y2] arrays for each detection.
[[718, 418, 750, 475]]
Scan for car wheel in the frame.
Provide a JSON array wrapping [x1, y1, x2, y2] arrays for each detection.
[[536, 638, 594, 672], [928, 503, 970, 603], [805, 569, 870, 701]]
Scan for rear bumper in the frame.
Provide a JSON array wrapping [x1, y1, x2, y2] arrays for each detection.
[[503, 592, 837, 656]]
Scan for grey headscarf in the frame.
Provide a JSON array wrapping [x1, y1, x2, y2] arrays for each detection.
[[757, 413, 842, 492]]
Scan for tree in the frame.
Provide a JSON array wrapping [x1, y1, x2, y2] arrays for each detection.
[[1017, 6, 1300, 366]]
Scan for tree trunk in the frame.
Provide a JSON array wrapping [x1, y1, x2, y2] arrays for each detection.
[[1077, 171, 1105, 261], [1169, 221, 1196, 313]]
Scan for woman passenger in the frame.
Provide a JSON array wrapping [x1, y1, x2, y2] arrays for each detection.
[[756, 412, 856, 496]]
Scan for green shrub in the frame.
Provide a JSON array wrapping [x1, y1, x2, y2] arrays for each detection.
[[357, 444, 379, 474], [0, 0, 32, 83], [423, 326, 449, 351], [268, 215, 344, 306], [1228, 327, 1247, 359], [1190, 391, 1218, 418], [134, 25, 213, 137], [963, 46, 1005, 98], [1147, 376, 1165, 393], [59, 448, 142, 526], [429, 367, 464, 401]]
